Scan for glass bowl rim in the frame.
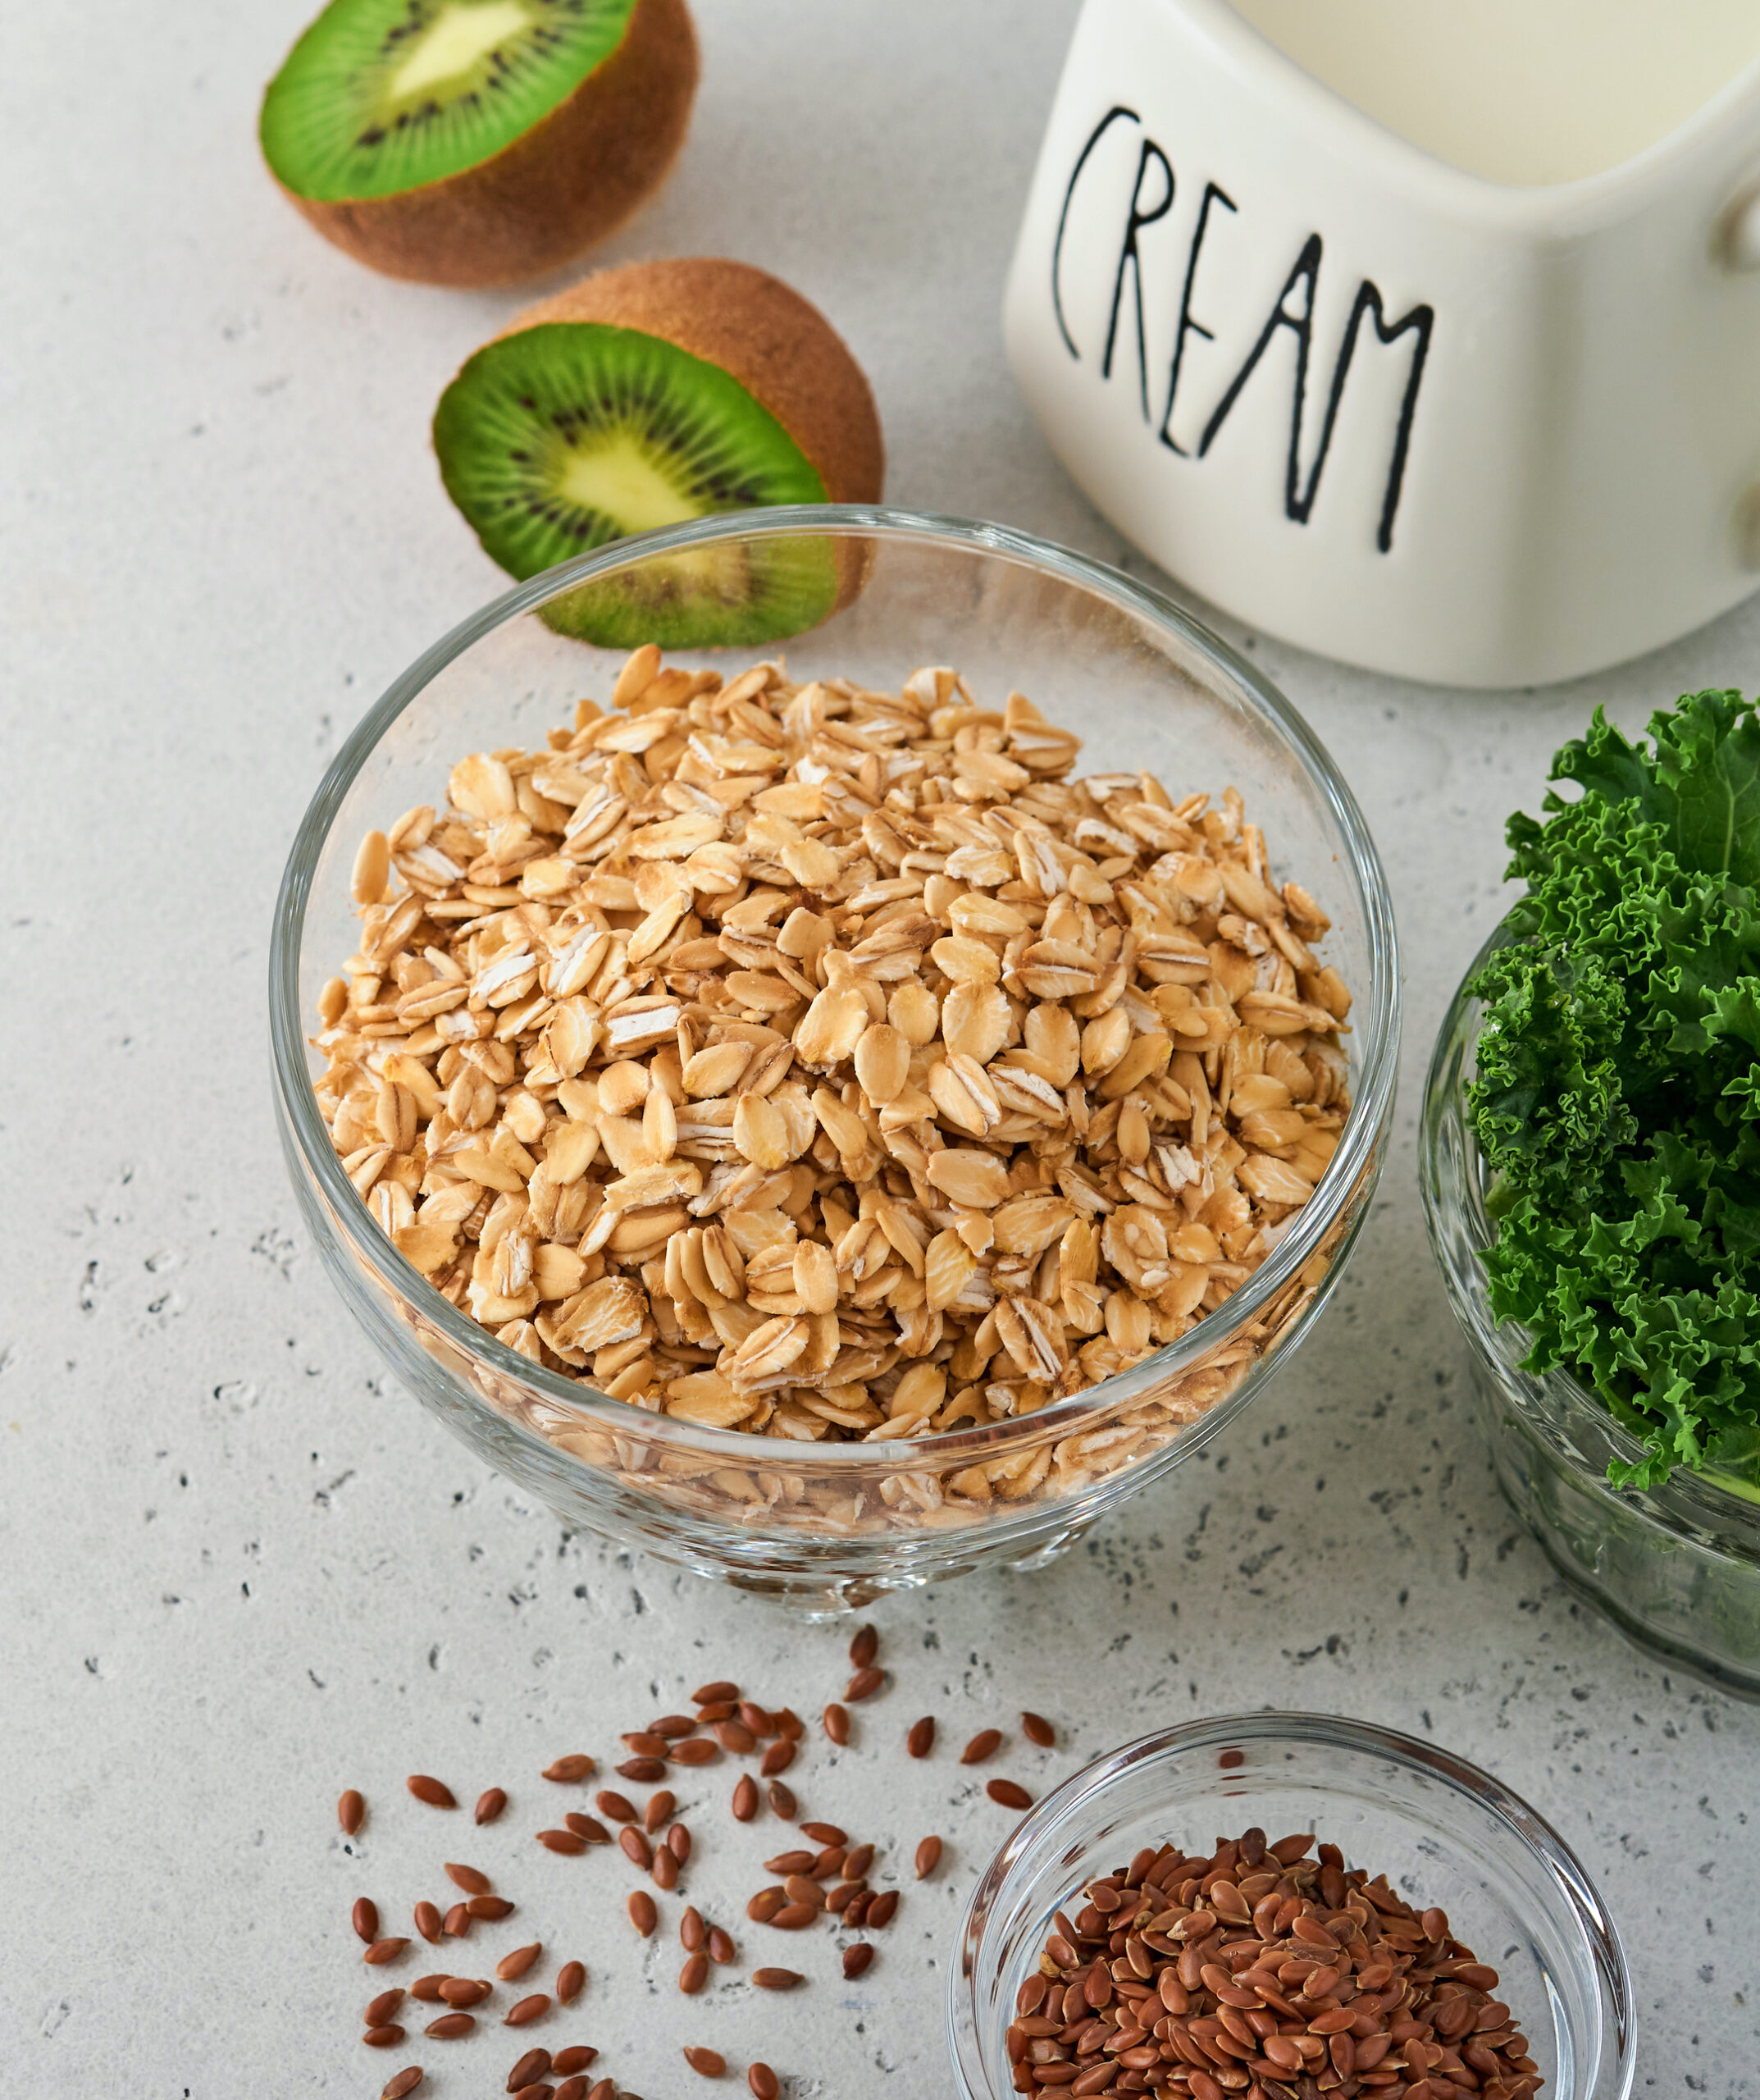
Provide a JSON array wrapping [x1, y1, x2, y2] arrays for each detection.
[[269, 502, 1401, 1471], [1421, 919, 1760, 1522], [948, 1706, 1635, 2100]]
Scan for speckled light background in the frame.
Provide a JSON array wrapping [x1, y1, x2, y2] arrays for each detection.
[[2, 2, 1758, 2096]]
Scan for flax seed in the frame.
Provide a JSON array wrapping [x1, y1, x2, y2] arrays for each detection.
[[365, 1938, 410, 1965], [671, 1738, 718, 1767], [622, 1732, 670, 1759], [1020, 1711, 1056, 1748], [716, 1719, 756, 1754], [445, 1863, 492, 1895], [508, 2051, 553, 2093], [498, 1944, 544, 1982], [627, 1890, 659, 1937], [645, 1790, 677, 1833], [764, 1851, 817, 1875], [866, 1891, 899, 1928], [542, 1755, 595, 1783], [766, 1780, 796, 1819], [597, 1790, 638, 1823], [842, 1943, 874, 1980], [906, 1717, 935, 1759], [760, 1742, 796, 1778], [424, 2013, 475, 2038], [708, 1926, 735, 1965], [476, 1787, 508, 1824], [619, 1756, 668, 1783], [553, 2084, 590, 2100], [439, 1978, 490, 2007], [960, 1729, 1002, 1765], [679, 1951, 709, 1993], [914, 1836, 943, 1879], [821, 1704, 850, 1746], [691, 1681, 739, 1705], [751, 1968, 804, 1990], [411, 1975, 449, 2002], [732, 1775, 759, 1822], [566, 1813, 611, 1843], [381, 2072, 424, 2099], [510, 2083, 554, 2100], [668, 1824, 692, 1864], [365, 2025, 407, 2048], [353, 1898, 381, 1944], [538, 1827, 586, 1857], [848, 1624, 878, 1670], [413, 1901, 443, 1943], [556, 1961, 586, 2004], [782, 1876, 822, 1910], [748, 2067, 779, 2100], [684, 2045, 727, 2076], [408, 1775, 456, 1809], [986, 1779, 1033, 1810], [746, 1888, 786, 1923], [442, 1904, 471, 1937], [553, 2048, 599, 2076], [367, 1990, 406, 2026], [620, 1828, 653, 1869], [842, 1842, 873, 1880], [769, 1903, 816, 1930], [505, 1994, 549, 2027], [800, 1821, 846, 1847], [844, 1666, 885, 1702], [468, 1895, 514, 1920], [653, 1846, 680, 1892], [339, 1789, 366, 1836]]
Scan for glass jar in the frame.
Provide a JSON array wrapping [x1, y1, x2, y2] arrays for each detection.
[[271, 506, 1398, 1613], [950, 1711, 1634, 2100], [1421, 931, 1760, 1699]]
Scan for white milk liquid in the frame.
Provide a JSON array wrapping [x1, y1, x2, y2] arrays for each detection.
[[1228, 0, 1760, 185]]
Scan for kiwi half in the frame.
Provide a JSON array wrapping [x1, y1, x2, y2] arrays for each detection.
[[259, 0, 697, 286], [431, 258, 885, 648]]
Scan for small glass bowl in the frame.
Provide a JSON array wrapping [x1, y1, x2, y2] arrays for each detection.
[[1422, 931, 1760, 1701], [269, 506, 1399, 1613], [949, 1712, 1635, 2100]]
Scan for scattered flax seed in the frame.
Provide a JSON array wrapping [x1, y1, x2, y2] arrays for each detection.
[[766, 1780, 796, 1819], [732, 1774, 759, 1822], [708, 1925, 736, 1965], [407, 1775, 456, 1809], [424, 2013, 475, 2038], [844, 1667, 886, 1703], [381, 2072, 424, 2100], [667, 1824, 692, 1864], [684, 2044, 728, 2075], [542, 1755, 595, 1783], [800, 1821, 846, 1846], [556, 1960, 586, 2003], [906, 1716, 936, 1759], [367, 1989, 406, 2026], [468, 1895, 515, 1920], [512, 2083, 554, 2100], [627, 1889, 659, 1937], [681, 1906, 706, 1951], [914, 1835, 943, 1879], [620, 1756, 668, 1783], [693, 1681, 739, 1704], [865, 1891, 899, 1928], [597, 1789, 638, 1823], [848, 1624, 878, 1669], [353, 1897, 381, 1945], [1020, 1710, 1056, 1747], [498, 1943, 544, 1982], [751, 1968, 805, 1990], [672, 1737, 718, 1767], [445, 1863, 492, 1895], [504, 1993, 550, 2026], [364, 2024, 406, 2049], [365, 1938, 410, 1965], [339, 1789, 367, 1836], [439, 1978, 490, 2007], [960, 1728, 1002, 1765], [554, 2082, 591, 2100], [654, 1846, 680, 1891], [645, 1788, 677, 1833], [822, 1703, 850, 1746], [747, 1888, 785, 1923], [620, 1827, 653, 1869], [566, 1812, 611, 1843], [317, 655, 1356, 1523], [413, 1901, 444, 1943], [442, 1903, 471, 1937], [476, 1787, 509, 1824], [679, 1951, 709, 1993], [842, 1942, 875, 1980], [553, 2048, 599, 2075], [411, 1975, 449, 2002], [539, 1828, 587, 1855], [508, 2048, 553, 2091], [760, 1742, 796, 1778], [986, 1778, 1033, 1810]]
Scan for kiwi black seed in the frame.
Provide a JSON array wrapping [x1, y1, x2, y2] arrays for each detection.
[[259, 0, 697, 286], [432, 258, 886, 649]]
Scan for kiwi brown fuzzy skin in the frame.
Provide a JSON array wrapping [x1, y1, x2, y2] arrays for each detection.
[[504, 257, 885, 602], [267, 0, 699, 289]]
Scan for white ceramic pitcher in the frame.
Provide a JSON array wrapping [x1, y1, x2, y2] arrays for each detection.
[[1005, 0, 1760, 687]]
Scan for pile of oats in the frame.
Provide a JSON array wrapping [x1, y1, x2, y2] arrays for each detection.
[[315, 650, 1352, 1453]]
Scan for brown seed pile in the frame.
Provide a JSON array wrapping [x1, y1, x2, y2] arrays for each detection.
[[317, 651, 1352, 1469], [1008, 1828, 1543, 2099]]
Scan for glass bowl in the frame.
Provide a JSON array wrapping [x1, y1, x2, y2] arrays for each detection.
[[1422, 931, 1760, 1700], [949, 1712, 1635, 2100], [269, 506, 1399, 1613]]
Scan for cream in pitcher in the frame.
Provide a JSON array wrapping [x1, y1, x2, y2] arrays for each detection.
[[1005, 0, 1760, 687]]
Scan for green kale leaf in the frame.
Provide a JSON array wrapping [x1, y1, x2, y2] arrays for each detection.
[[1468, 690, 1760, 1499]]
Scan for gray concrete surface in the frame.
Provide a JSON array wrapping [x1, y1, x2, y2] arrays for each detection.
[[2, 2, 1757, 2094]]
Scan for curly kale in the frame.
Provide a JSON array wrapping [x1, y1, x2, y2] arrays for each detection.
[[1468, 689, 1760, 1499]]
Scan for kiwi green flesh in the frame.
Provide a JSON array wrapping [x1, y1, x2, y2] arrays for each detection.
[[262, 0, 637, 203], [434, 321, 839, 649]]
